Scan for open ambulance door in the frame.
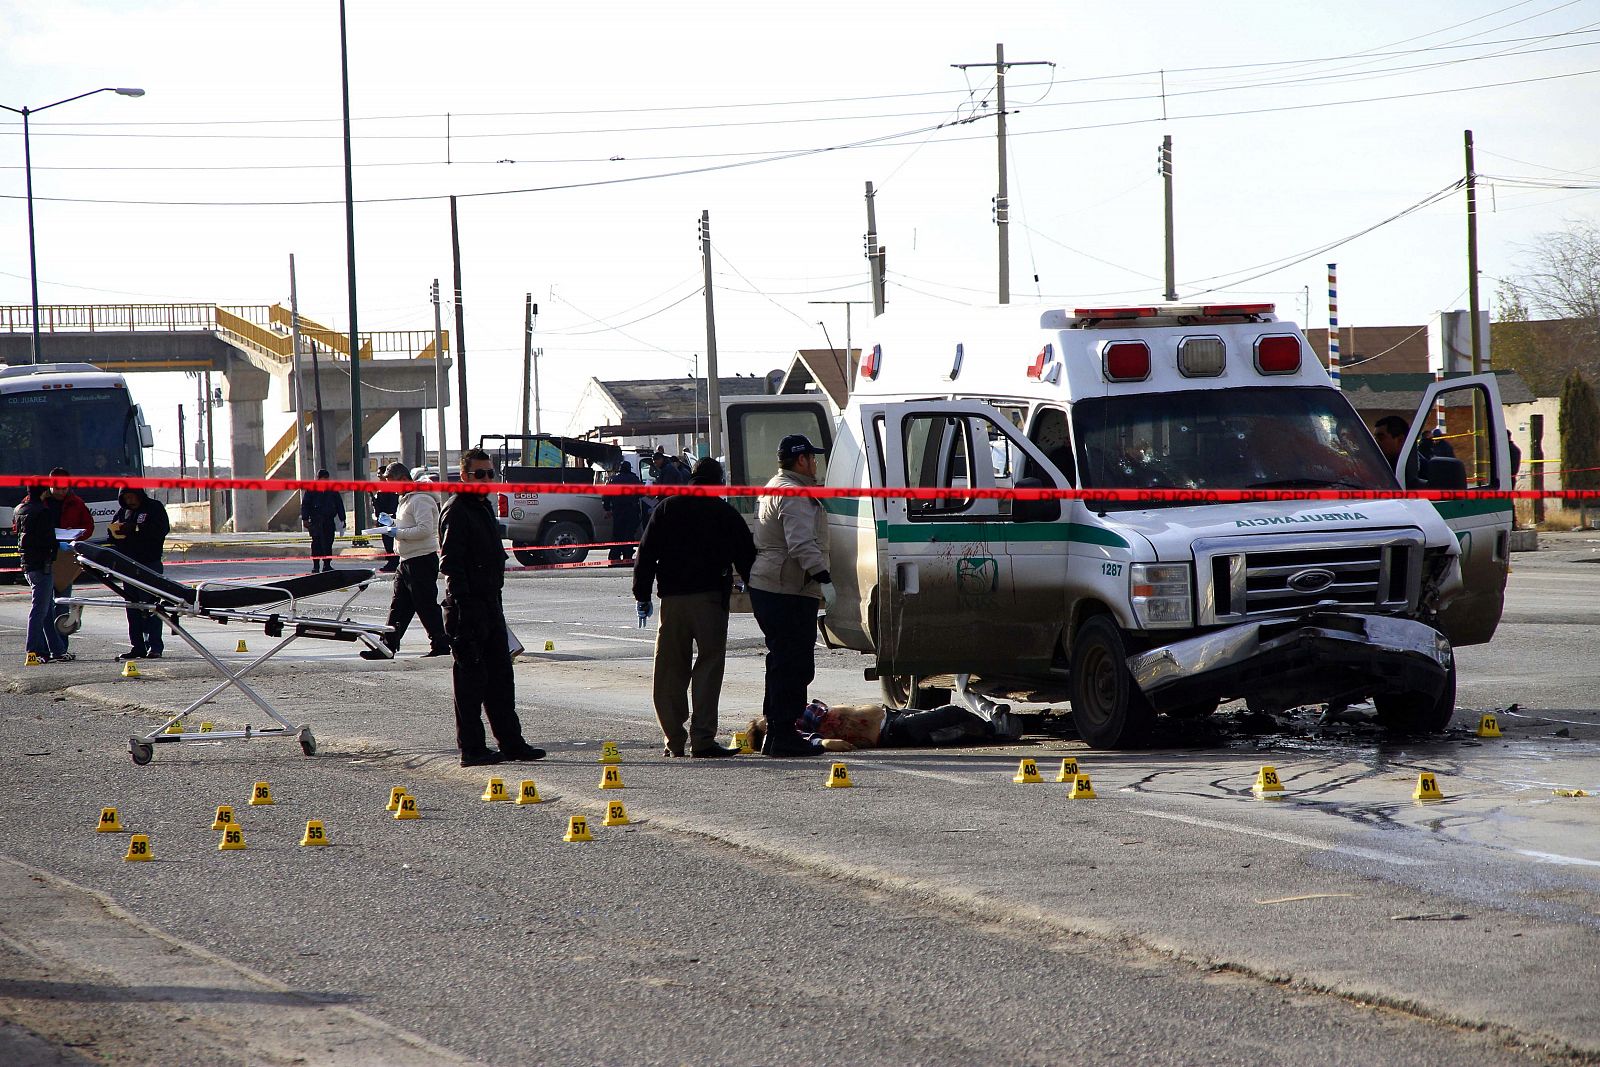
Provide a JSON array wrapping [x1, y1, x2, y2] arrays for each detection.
[[721, 396, 836, 520], [861, 400, 1069, 678], [1396, 372, 1512, 646]]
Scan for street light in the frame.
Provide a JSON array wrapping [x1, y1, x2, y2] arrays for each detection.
[[1, 87, 145, 365]]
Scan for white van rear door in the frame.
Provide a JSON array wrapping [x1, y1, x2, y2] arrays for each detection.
[[721, 396, 836, 520], [1397, 372, 1511, 646], [864, 399, 1068, 676]]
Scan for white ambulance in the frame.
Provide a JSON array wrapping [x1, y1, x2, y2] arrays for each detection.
[[723, 302, 1511, 749]]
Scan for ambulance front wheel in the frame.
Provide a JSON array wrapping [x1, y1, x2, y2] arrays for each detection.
[[1069, 616, 1155, 749], [1374, 655, 1457, 734], [880, 673, 950, 711]]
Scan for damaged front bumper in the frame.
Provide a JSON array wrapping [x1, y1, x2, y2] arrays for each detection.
[[1127, 612, 1452, 714]]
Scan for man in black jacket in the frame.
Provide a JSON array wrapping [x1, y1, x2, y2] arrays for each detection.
[[603, 459, 642, 565], [633, 457, 757, 757], [300, 470, 345, 573], [109, 486, 170, 660], [439, 448, 545, 768]]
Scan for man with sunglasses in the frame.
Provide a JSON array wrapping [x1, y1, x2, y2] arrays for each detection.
[[438, 448, 545, 767]]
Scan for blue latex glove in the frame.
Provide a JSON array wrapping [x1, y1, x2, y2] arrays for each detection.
[[637, 600, 653, 627]]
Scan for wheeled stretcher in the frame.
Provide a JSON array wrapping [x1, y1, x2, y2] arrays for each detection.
[[60, 542, 392, 766]]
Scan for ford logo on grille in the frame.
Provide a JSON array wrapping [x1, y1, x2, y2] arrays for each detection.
[[1287, 568, 1336, 593]]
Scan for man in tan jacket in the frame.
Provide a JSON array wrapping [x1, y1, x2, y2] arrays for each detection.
[[747, 434, 832, 757]]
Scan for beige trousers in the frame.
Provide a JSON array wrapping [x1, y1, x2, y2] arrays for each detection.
[[652, 590, 730, 754]]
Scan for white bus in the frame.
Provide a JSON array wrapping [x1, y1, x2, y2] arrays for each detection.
[[1, 363, 154, 575]]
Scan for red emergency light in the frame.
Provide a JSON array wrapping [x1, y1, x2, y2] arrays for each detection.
[[1253, 334, 1302, 375], [1102, 340, 1151, 382], [1026, 345, 1048, 380], [860, 344, 882, 380], [1074, 306, 1160, 320], [1074, 303, 1274, 321], [1201, 302, 1274, 317]]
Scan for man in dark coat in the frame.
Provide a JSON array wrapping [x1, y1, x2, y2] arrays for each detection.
[[439, 448, 545, 768], [604, 459, 643, 565], [109, 486, 170, 660], [373, 463, 402, 572], [300, 469, 345, 573], [633, 457, 757, 757]]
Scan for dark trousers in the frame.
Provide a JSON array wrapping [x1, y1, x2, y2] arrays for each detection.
[[385, 552, 447, 652], [609, 513, 639, 563], [749, 587, 818, 732], [308, 519, 336, 572], [124, 560, 164, 655], [880, 705, 993, 748], [445, 590, 528, 755], [380, 533, 397, 569]]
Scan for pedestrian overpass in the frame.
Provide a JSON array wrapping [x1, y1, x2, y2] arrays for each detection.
[[0, 303, 449, 531]]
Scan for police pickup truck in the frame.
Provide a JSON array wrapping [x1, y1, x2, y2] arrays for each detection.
[[722, 302, 1511, 748], [484, 434, 624, 566]]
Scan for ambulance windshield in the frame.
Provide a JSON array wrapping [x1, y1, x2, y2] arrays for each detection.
[[1073, 386, 1395, 509]]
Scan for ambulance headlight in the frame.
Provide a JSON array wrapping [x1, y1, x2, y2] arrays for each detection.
[[1130, 563, 1192, 628]]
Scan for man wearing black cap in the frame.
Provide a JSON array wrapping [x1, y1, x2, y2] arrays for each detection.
[[633, 457, 756, 757], [747, 434, 832, 757]]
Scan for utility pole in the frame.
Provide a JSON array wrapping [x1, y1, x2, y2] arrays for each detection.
[[450, 196, 471, 454], [288, 254, 308, 479], [700, 210, 721, 459], [953, 44, 1053, 304], [338, 0, 366, 529], [532, 343, 543, 435], [431, 279, 448, 473], [864, 181, 886, 316], [202, 369, 217, 532], [1465, 129, 1482, 374], [521, 294, 539, 446], [177, 404, 187, 500], [1161, 135, 1177, 301], [808, 299, 870, 387]]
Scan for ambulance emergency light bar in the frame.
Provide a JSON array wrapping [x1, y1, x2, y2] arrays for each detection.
[[1072, 302, 1275, 322]]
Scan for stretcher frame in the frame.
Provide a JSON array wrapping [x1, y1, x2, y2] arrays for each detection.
[[60, 547, 392, 766]]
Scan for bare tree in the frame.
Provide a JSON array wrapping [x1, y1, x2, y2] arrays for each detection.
[[1519, 219, 1600, 335]]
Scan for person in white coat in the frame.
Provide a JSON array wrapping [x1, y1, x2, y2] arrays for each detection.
[[361, 463, 450, 659]]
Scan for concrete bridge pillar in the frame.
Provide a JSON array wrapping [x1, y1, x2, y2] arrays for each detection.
[[399, 409, 424, 469], [222, 355, 271, 532]]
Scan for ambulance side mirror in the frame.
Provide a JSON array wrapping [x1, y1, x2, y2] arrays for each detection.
[[1012, 478, 1060, 523]]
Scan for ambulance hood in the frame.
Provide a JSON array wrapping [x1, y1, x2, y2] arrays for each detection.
[[1099, 498, 1453, 561]]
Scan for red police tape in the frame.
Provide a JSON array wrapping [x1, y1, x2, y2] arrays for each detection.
[[0, 472, 1587, 503]]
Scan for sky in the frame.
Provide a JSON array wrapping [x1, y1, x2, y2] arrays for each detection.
[[3, 0, 1599, 470]]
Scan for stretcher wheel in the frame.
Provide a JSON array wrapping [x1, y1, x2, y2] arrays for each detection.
[[129, 740, 154, 766], [297, 726, 317, 757]]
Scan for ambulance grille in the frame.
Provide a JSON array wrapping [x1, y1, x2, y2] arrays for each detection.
[[1198, 534, 1423, 625]]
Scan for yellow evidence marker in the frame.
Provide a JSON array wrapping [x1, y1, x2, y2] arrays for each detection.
[[236, 639, 249, 653], [394, 794, 420, 820], [385, 786, 407, 812], [563, 815, 594, 842], [300, 820, 329, 847], [123, 835, 152, 862], [598, 765, 625, 790], [120, 660, 141, 678], [514, 780, 543, 805], [733, 731, 755, 755], [211, 805, 235, 831], [1068, 773, 1098, 800], [218, 826, 246, 851], [199, 722, 214, 733], [164, 723, 183, 734], [1012, 758, 1043, 784], [95, 807, 124, 833], [481, 777, 510, 802], [248, 781, 274, 806], [24, 651, 44, 667], [825, 762, 853, 788], [602, 800, 631, 826], [1476, 713, 1502, 738], [1055, 757, 1080, 783], [1413, 772, 1445, 802], [1252, 765, 1286, 798], [597, 740, 622, 764], [544, 640, 555, 652]]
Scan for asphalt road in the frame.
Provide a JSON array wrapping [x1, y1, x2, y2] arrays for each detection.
[[0, 536, 1596, 1065]]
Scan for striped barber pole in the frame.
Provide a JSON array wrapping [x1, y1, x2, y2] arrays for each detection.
[[1326, 262, 1340, 387]]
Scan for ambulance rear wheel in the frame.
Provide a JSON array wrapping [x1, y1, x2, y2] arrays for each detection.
[[1069, 616, 1155, 749], [1375, 657, 1457, 734], [880, 674, 949, 711]]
